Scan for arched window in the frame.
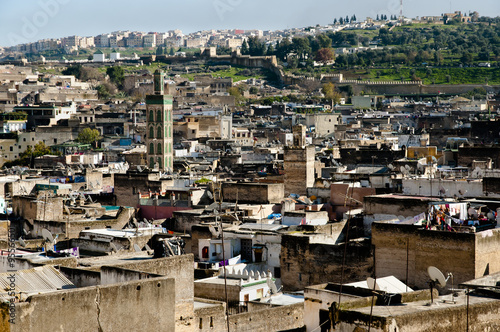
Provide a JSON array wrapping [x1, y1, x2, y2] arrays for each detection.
[[149, 110, 154, 122], [165, 125, 168, 137], [149, 143, 154, 154], [157, 157, 163, 169], [156, 110, 162, 122], [149, 157, 154, 168], [165, 157, 168, 168], [168, 125, 171, 137], [149, 126, 154, 138], [157, 126, 162, 138], [157, 143, 162, 154]]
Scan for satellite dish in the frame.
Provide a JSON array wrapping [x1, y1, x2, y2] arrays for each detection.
[[266, 277, 279, 295], [208, 224, 221, 238], [133, 244, 142, 252], [18, 237, 26, 248], [145, 244, 151, 251], [428, 266, 447, 288], [41, 228, 55, 243], [110, 242, 118, 252], [367, 277, 380, 291]]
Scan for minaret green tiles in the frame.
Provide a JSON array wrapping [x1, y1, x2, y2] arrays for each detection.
[[146, 69, 173, 171]]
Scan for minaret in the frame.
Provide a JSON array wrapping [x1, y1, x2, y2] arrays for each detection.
[[283, 124, 315, 196], [146, 69, 173, 171]]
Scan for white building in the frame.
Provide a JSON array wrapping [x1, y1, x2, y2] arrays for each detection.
[[93, 50, 106, 62]]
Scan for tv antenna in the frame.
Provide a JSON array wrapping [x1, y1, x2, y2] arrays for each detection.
[[427, 266, 450, 304], [18, 237, 27, 248]]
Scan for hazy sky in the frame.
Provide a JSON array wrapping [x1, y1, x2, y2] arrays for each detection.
[[1, 0, 499, 47]]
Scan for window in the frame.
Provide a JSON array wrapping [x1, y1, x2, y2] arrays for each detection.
[[149, 143, 154, 154], [149, 110, 154, 122], [156, 110, 161, 122], [53, 139, 57, 144], [157, 157, 162, 169], [9, 147, 13, 152], [150, 157, 154, 168], [31, 137, 34, 141], [157, 143, 162, 154], [149, 126, 154, 138], [191, 130, 195, 134], [157, 126, 162, 138], [256, 288, 263, 298], [23, 138, 26, 142], [202, 246, 209, 259], [274, 267, 281, 278]]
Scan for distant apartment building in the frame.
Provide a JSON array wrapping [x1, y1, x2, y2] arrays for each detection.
[[143, 33, 157, 47], [109, 35, 124, 48], [126, 33, 143, 47], [63, 36, 80, 48], [156, 33, 167, 46], [185, 37, 207, 48], [226, 38, 244, 49], [79, 36, 95, 48], [95, 34, 110, 48]]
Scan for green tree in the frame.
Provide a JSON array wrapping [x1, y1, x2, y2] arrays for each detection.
[[77, 128, 102, 148], [241, 40, 249, 55], [322, 82, 342, 108], [106, 66, 125, 87], [62, 65, 82, 78]]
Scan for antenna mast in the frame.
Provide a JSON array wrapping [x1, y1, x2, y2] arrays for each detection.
[[400, 0, 403, 23]]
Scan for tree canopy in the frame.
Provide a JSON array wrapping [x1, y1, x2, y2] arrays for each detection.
[[77, 128, 102, 147]]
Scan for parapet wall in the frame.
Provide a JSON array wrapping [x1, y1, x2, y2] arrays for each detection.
[[3, 277, 175, 332]]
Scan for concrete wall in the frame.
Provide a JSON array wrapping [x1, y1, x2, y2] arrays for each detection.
[[280, 234, 372, 291], [100, 265, 162, 285], [59, 266, 101, 287], [104, 254, 194, 331], [194, 298, 227, 332], [227, 302, 304, 332], [364, 195, 438, 218], [371, 223, 500, 290], [222, 182, 284, 204], [12, 195, 63, 222], [402, 178, 483, 198], [194, 280, 241, 303], [5, 277, 175, 332]]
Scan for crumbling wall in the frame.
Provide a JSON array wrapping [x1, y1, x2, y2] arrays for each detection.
[[227, 302, 304, 332], [104, 254, 194, 331], [7, 277, 175, 332], [372, 223, 477, 289], [280, 234, 373, 291]]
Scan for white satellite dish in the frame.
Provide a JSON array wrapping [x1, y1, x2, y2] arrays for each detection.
[[427, 266, 450, 304], [133, 244, 142, 252], [145, 244, 151, 251], [428, 266, 448, 288], [18, 237, 26, 248], [110, 242, 118, 252], [266, 277, 279, 295], [367, 277, 380, 291], [41, 228, 55, 243]]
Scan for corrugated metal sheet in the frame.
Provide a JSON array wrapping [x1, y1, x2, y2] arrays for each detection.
[[0, 265, 75, 295]]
